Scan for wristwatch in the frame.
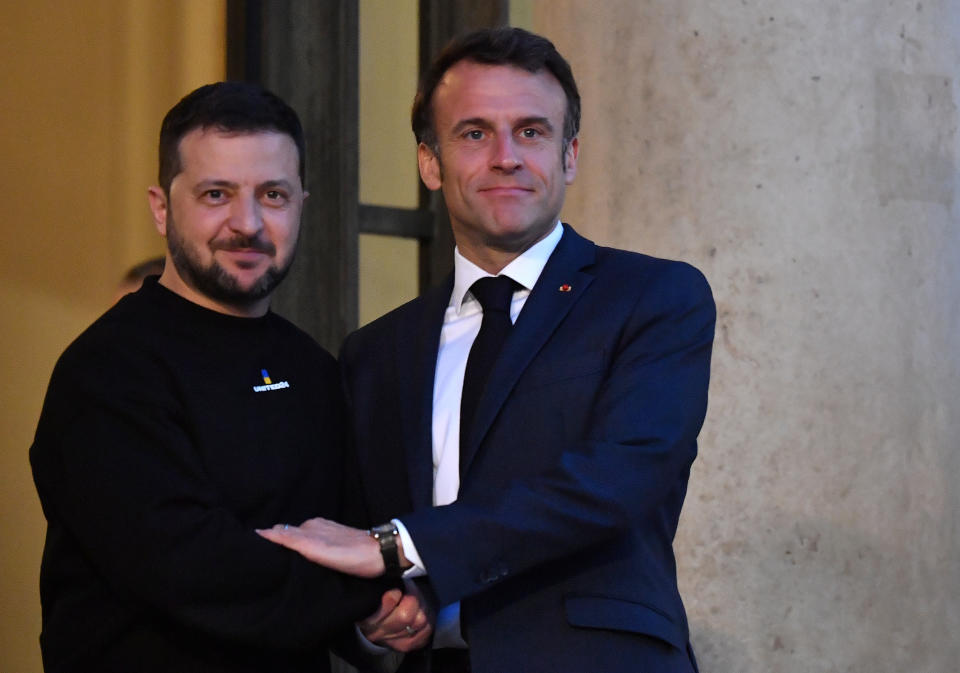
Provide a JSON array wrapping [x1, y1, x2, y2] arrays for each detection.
[[369, 522, 404, 577]]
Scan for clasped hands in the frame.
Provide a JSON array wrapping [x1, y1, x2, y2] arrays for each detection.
[[257, 518, 429, 652], [356, 578, 432, 652]]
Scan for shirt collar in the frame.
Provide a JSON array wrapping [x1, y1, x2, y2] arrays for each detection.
[[450, 221, 564, 313]]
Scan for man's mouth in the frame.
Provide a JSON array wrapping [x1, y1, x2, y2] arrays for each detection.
[[212, 237, 276, 256], [479, 185, 533, 196]]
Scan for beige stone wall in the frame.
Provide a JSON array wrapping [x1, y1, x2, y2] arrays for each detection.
[[0, 3, 224, 670], [531, 1, 960, 671]]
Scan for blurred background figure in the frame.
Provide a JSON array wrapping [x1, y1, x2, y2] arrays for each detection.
[[113, 256, 165, 304]]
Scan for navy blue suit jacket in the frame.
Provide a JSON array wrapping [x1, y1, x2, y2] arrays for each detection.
[[341, 225, 715, 673]]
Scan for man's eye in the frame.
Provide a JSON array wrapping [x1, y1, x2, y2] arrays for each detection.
[[465, 130, 484, 140], [206, 189, 223, 199], [520, 128, 540, 138], [265, 190, 282, 200]]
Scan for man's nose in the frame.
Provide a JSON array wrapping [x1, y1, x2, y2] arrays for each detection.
[[228, 194, 263, 235], [491, 135, 522, 171]]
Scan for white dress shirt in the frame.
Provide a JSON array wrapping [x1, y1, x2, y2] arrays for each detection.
[[395, 221, 564, 647]]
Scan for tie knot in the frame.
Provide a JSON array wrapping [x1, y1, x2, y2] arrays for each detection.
[[470, 276, 517, 315]]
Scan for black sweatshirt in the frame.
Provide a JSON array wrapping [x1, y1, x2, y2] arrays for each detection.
[[30, 277, 390, 673]]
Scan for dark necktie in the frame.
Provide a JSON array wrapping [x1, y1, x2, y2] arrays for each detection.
[[460, 275, 517, 474]]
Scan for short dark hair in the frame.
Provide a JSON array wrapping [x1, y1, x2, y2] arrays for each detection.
[[411, 27, 581, 150], [158, 81, 306, 194]]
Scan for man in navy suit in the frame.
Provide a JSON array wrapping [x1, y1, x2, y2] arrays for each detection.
[[260, 27, 714, 672]]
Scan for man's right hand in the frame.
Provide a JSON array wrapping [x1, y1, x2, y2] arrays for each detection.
[[359, 580, 433, 652]]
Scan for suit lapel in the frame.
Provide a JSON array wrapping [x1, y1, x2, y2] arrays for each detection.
[[396, 276, 451, 510], [460, 226, 597, 476]]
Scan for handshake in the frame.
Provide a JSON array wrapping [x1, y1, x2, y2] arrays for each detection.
[[259, 517, 431, 653]]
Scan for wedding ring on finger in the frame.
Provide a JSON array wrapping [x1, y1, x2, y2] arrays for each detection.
[[404, 625, 417, 636]]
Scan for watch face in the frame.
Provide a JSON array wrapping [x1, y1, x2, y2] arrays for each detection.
[[372, 523, 398, 538]]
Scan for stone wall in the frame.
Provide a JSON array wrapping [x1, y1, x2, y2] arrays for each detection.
[[531, 2, 960, 671]]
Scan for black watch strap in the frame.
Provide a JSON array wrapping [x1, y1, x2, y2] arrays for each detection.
[[369, 522, 403, 577]]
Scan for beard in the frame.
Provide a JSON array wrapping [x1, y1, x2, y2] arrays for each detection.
[[165, 211, 295, 309]]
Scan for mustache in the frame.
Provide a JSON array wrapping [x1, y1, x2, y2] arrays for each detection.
[[210, 235, 276, 255]]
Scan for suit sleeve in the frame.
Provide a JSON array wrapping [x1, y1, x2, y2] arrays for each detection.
[[399, 262, 716, 605], [30, 343, 392, 651]]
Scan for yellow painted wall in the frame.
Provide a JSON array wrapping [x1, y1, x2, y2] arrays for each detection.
[[358, 0, 420, 326], [0, 2, 224, 670]]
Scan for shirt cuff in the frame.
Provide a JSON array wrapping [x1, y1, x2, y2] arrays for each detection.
[[392, 518, 426, 577], [354, 624, 391, 655]]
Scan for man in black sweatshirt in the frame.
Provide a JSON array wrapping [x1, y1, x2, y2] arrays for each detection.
[[30, 82, 429, 673]]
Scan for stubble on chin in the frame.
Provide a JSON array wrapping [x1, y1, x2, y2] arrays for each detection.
[[166, 220, 293, 309]]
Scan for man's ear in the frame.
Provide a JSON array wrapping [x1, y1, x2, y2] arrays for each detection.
[[417, 143, 442, 191], [563, 137, 579, 184], [147, 186, 169, 236]]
